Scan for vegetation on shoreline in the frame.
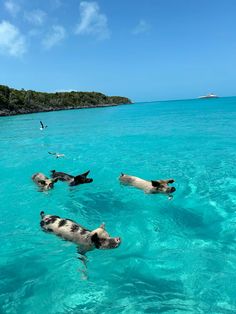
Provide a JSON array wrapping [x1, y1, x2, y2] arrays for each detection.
[[0, 85, 132, 116]]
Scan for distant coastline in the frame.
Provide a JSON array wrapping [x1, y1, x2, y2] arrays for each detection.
[[0, 85, 132, 117]]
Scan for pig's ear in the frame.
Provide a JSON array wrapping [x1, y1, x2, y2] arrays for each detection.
[[151, 181, 161, 187], [99, 223, 105, 229], [91, 233, 101, 248], [38, 180, 46, 185], [81, 170, 90, 177]]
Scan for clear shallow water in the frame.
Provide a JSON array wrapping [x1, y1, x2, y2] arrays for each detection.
[[1, 97, 236, 313]]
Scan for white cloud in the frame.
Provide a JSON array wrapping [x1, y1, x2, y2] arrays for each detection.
[[24, 9, 46, 26], [132, 19, 150, 35], [75, 1, 110, 40], [42, 25, 66, 49], [4, 0, 20, 17], [0, 20, 26, 57]]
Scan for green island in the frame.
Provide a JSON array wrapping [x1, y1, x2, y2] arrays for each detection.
[[0, 84, 132, 116]]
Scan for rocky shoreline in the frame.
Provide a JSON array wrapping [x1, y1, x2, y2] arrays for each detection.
[[0, 102, 131, 117]]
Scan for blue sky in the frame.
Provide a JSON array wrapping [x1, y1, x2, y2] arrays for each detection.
[[0, 0, 236, 102]]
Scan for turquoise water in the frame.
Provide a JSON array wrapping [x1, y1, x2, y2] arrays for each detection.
[[1, 97, 236, 313]]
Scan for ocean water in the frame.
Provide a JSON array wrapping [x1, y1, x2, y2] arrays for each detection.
[[1, 97, 236, 314]]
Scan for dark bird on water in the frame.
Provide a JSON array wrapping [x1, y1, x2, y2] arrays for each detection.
[[40, 121, 47, 130], [48, 152, 65, 158]]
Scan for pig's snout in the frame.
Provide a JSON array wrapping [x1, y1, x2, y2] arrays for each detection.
[[114, 237, 121, 247]]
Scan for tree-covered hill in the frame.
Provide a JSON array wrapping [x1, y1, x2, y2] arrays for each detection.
[[0, 85, 132, 116]]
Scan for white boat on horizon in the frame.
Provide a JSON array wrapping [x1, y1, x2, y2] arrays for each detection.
[[198, 93, 219, 99]]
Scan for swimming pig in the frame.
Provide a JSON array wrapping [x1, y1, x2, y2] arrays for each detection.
[[51, 170, 93, 186], [32, 173, 58, 190], [40, 211, 121, 254], [119, 173, 176, 198]]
